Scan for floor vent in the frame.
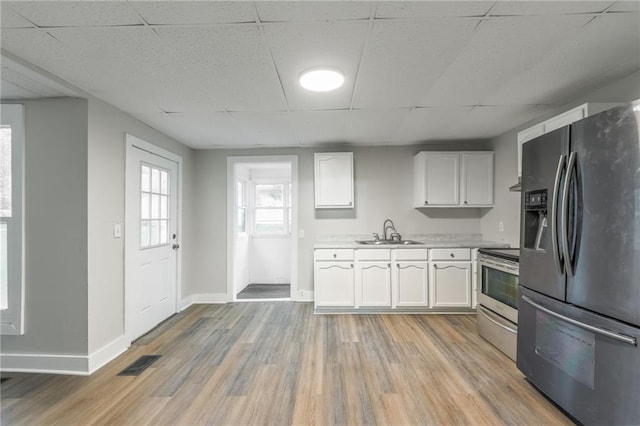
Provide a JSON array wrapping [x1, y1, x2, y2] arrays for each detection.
[[1, 378, 11, 384], [117, 355, 161, 376]]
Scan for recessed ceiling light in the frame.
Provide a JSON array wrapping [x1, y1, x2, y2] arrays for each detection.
[[299, 68, 344, 92]]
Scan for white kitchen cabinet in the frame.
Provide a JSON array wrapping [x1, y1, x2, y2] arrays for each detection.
[[430, 261, 472, 308], [356, 262, 391, 307], [393, 261, 429, 307], [314, 249, 355, 307], [413, 151, 493, 208], [314, 152, 354, 209], [517, 103, 621, 177], [461, 153, 493, 206]]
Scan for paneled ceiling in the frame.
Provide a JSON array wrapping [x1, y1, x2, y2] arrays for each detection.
[[1, 1, 639, 149]]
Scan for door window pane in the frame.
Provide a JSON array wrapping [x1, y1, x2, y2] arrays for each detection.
[[140, 164, 171, 248], [0, 222, 7, 310]]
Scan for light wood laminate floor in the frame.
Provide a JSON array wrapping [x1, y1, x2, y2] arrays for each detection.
[[1, 303, 572, 425]]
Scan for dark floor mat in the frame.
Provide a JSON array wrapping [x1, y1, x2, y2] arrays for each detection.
[[237, 283, 290, 299], [117, 355, 161, 376]]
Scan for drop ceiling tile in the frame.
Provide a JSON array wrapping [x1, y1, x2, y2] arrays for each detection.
[[375, 2, 493, 18], [289, 110, 350, 144], [0, 5, 35, 28], [256, 2, 373, 22], [483, 12, 640, 106], [491, 2, 612, 16], [155, 25, 287, 111], [391, 107, 474, 143], [263, 21, 368, 110], [228, 111, 299, 146], [346, 109, 410, 144], [454, 105, 558, 139], [609, 2, 640, 12], [353, 18, 479, 109], [1, 65, 67, 98], [419, 14, 594, 106], [130, 1, 256, 25], [1, 80, 39, 99], [5, 1, 144, 27]]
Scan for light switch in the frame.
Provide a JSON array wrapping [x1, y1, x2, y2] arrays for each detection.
[[298, 229, 305, 238], [113, 223, 122, 238], [498, 222, 504, 232]]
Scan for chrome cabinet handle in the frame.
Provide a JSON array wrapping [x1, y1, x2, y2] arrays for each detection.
[[551, 155, 566, 274], [521, 295, 637, 346], [172, 244, 180, 250]]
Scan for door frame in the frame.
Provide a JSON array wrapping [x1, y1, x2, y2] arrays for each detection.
[[226, 155, 299, 302], [124, 134, 183, 344]]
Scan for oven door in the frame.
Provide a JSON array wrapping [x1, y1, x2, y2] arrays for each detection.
[[478, 255, 519, 324]]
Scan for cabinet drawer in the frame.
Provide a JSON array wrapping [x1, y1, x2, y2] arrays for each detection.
[[430, 248, 471, 261], [315, 249, 354, 261], [394, 248, 428, 261], [356, 249, 390, 261]]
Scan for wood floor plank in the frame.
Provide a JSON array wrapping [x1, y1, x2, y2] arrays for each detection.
[[1, 302, 573, 425]]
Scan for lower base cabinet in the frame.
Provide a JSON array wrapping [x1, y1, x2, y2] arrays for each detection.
[[315, 261, 354, 307], [393, 261, 429, 307], [430, 261, 472, 308], [356, 262, 391, 307]]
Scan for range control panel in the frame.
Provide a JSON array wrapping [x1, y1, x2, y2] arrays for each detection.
[[525, 189, 548, 211]]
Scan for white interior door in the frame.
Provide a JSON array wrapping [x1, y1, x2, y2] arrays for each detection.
[[126, 145, 179, 341]]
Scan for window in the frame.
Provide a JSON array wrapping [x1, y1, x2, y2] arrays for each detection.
[[237, 180, 247, 234], [140, 164, 170, 248], [253, 182, 291, 235], [1, 104, 24, 335]]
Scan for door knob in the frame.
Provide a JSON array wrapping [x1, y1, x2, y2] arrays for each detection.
[[172, 244, 180, 250]]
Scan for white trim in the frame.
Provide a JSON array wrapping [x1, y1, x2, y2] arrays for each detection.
[[88, 335, 129, 374], [296, 290, 314, 302], [227, 156, 299, 302], [181, 293, 229, 310], [125, 134, 183, 345]]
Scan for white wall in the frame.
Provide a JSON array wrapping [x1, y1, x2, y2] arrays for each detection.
[[87, 98, 195, 354], [481, 70, 640, 247], [1, 98, 89, 356], [192, 142, 489, 296]]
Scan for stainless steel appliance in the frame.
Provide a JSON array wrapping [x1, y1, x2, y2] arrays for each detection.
[[518, 102, 640, 425], [477, 248, 519, 361]]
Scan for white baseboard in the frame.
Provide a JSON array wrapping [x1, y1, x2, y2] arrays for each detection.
[[295, 290, 314, 302], [181, 293, 229, 310], [1, 334, 130, 376], [88, 335, 129, 374]]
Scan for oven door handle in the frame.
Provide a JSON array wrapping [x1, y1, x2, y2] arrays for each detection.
[[478, 306, 517, 334], [521, 295, 637, 346]]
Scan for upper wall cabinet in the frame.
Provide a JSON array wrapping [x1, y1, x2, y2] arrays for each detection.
[[314, 152, 354, 209], [413, 151, 494, 208], [517, 102, 620, 177]]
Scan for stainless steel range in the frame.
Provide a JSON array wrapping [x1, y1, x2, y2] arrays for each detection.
[[477, 248, 519, 361]]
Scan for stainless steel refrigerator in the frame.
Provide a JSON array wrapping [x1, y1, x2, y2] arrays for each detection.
[[518, 102, 640, 425]]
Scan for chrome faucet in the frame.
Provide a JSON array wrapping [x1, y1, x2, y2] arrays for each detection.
[[383, 219, 400, 241]]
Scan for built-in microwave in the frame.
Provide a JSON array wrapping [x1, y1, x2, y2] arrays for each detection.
[[477, 248, 519, 361]]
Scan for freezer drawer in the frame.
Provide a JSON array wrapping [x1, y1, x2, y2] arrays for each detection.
[[517, 286, 640, 425]]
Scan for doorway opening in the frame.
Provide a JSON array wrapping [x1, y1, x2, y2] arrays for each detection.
[[227, 156, 298, 302]]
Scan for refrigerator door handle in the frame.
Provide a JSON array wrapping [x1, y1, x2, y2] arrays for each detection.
[[551, 155, 566, 274], [562, 152, 577, 276], [521, 295, 637, 346]]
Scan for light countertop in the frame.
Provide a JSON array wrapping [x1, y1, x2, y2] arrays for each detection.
[[313, 233, 510, 249]]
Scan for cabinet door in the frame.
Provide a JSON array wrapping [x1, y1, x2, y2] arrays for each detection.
[[461, 152, 493, 206], [314, 152, 354, 209], [356, 262, 391, 307], [393, 261, 429, 307], [424, 153, 459, 206], [315, 262, 354, 306], [430, 262, 472, 308]]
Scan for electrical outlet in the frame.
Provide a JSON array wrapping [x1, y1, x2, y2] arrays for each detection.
[[498, 222, 504, 232], [298, 229, 305, 238]]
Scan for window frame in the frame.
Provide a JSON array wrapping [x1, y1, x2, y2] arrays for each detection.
[[139, 162, 171, 250], [250, 178, 291, 237], [237, 179, 247, 235], [1, 104, 25, 335]]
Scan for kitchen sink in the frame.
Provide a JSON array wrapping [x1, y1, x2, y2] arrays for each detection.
[[355, 239, 422, 245]]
